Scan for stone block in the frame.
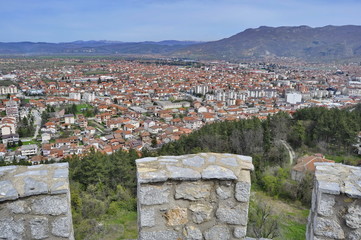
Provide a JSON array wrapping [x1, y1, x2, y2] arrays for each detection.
[[165, 207, 188, 226], [140, 208, 155, 227], [216, 205, 248, 225], [345, 181, 361, 198], [204, 225, 231, 240], [202, 165, 237, 180], [313, 217, 344, 239], [24, 177, 48, 196], [53, 168, 68, 178], [166, 166, 201, 180], [138, 170, 168, 183], [317, 194, 335, 217], [216, 185, 232, 200], [31, 195, 68, 215], [0, 218, 25, 240], [52, 216, 71, 237], [348, 229, 361, 240], [0, 180, 18, 202], [345, 205, 361, 229], [139, 185, 170, 205], [139, 230, 180, 240], [207, 155, 216, 163], [235, 181, 251, 202], [234, 226, 247, 238], [189, 203, 213, 224], [0, 166, 16, 176], [318, 180, 340, 195], [182, 156, 205, 167], [7, 200, 30, 214], [50, 181, 68, 194], [30, 217, 49, 239], [175, 181, 212, 201], [14, 170, 48, 177], [220, 157, 239, 167], [183, 225, 203, 240]]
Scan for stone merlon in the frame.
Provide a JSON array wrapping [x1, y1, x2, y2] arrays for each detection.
[[314, 162, 361, 198], [307, 163, 361, 240], [136, 153, 254, 240], [0, 163, 74, 240]]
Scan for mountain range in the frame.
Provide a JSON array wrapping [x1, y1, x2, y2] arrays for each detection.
[[0, 40, 201, 56], [2, 25, 361, 61]]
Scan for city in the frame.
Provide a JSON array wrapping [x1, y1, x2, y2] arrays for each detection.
[[0, 58, 360, 164]]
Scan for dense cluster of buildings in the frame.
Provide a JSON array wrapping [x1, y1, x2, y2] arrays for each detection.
[[0, 58, 361, 164]]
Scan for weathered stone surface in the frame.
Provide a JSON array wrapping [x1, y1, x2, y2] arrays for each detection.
[[235, 181, 251, 202], [140, 208, 155, 227], [245, 238, 272, 240], [0, 166, 16, 176], [314, 217, 344, 239], [234, 226, 247, 238], [165, 207, 188, 226], [0, 218, 25, 240], [24, 177, 48, 196], [345, 181, 361, 198], [167, 166, 201, 180], [220, 157, 239, 167], [183, 225, 203, 240], [208, 155, 216, 163], [216, 186, 232, 200], [139, 185, 170, 205], [14, 170, 48, 177], [348, 229, 361, 240], [216, 205, 247, 225], [345, 205, 361, 229], [139, 170, 168, 183], [189, 203, 213, 224], [139, 230, 180, 240], [52, 217, 71, 237], [318, 181, 340, 195], [175, 182, 212, 200], [183, 156, 205, 167], [317, 194, 335, 217], [53, 168, 68, 178], [204, 225, 231, 240], [7, 200, 30, 214], [136, 157, 158, 163], [30, 217, 49, 239], [50, 181, 68, 194], [0, 180, 18, 201], [32, 196, 68, 215], [202, 165, 237, 180]]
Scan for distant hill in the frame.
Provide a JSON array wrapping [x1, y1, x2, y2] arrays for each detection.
[[0, 40, 202, 55], [2, 25, 361, 61], [173, 25, 361, 61]]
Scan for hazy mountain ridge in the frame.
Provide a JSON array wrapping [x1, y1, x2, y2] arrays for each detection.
[[0, 40, 202, 55], [173, 25, 361, 61]]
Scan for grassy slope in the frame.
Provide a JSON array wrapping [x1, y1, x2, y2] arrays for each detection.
[[252, 191, 309, 240]]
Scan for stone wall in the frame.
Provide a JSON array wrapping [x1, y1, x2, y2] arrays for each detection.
[[307, 162, 361, 240], [0, 163, 74, 240], [136, 153, 254, 240]]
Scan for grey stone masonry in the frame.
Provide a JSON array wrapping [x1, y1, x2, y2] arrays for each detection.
[[136, 153, 254, 240], [0, 163, 74, 240], [307, 162, 361, 240]]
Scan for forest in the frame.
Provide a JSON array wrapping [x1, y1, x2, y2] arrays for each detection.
[[64, 104, 361, 239]]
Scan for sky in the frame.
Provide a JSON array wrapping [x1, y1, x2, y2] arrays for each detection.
[[1, 0, 361, 42]]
